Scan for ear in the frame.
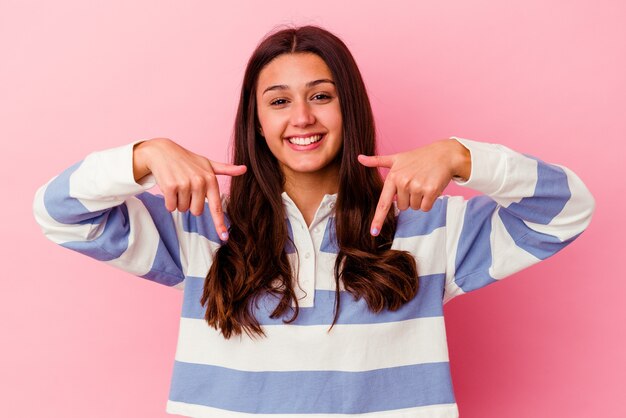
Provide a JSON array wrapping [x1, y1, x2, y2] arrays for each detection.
[[257, 126, 264, 137]]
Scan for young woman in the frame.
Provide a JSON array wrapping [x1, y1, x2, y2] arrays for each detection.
[[33, 25, 595, 418]]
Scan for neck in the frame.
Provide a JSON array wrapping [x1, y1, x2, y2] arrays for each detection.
[[282, 161, 340, 226]]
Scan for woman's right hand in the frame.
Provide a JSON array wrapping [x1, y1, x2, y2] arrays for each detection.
[[132, 138, 247, 240]]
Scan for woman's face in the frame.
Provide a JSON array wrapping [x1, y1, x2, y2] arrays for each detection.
[[255, 53, 343, 179]]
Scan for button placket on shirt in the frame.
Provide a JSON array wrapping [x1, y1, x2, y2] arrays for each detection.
[[282, 192, 337, 307], [284, 214, 313, 308], [290, 219, 315, 306]]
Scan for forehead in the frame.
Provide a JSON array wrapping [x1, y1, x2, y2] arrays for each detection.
[[257, 53, 334, 90]]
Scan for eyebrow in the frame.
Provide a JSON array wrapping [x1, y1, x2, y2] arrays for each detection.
[[262, 79, 335, 95]]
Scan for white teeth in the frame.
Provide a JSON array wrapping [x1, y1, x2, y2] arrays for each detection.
[[287, 134, 323, 146]]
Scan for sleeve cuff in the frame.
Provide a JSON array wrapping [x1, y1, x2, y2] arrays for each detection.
[[449, 136, 509, 196], [84, 139, 157, 198]]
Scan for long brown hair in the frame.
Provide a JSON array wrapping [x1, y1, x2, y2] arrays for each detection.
[[201, 25, 418, 338]]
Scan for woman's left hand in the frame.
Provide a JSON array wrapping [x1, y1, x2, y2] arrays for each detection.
[[358, 138, 471, 236]]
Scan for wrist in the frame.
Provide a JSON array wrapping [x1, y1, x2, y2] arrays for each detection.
[[447, 138, 471, 181], [132, 140, 153, 182]]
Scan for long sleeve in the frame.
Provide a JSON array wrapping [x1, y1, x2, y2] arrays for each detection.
[[32, 141, 224, 290], [443, 137, 595, 303]]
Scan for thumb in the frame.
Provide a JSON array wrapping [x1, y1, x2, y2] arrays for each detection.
[[357, 154, 395, 168], [210, 161, 248, 176]]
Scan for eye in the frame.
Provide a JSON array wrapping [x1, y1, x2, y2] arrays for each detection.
[[311, 93, 332, 101], [270, 98, 288, 106]]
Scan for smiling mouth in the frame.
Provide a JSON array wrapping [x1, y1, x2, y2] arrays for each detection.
[[285, 134, 324, 146]]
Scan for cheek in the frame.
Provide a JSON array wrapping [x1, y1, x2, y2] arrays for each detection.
[[258, 112, 286, 138], [322, 105, 343, 132]]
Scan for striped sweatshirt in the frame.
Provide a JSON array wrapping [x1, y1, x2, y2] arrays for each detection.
[[33, 137, 595, 418]]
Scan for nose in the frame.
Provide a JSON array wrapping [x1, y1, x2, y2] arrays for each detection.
[[290, 100, 316, 128]]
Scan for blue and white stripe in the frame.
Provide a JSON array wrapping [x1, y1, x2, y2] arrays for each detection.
[[33, 137, 595, 417]]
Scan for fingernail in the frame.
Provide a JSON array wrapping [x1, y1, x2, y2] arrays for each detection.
[[221, 231, 229, 240], [371, 227, 379, 236]]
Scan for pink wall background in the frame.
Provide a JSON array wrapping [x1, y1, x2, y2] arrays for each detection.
[[2, 1, 624, 417]]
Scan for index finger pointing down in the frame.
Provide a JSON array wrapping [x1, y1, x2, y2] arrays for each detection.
[[205, 175, 228, 240], [370, 179, 397, 236]]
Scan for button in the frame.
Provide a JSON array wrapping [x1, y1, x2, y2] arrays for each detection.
[[304, 252, 311, 259], [329, 202, 335, 209], [313, 227, 319, 233]]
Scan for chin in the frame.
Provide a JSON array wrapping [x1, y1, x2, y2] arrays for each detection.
[[278, 153, 341, 176], [289, 164, 325, 173]]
